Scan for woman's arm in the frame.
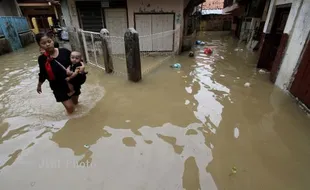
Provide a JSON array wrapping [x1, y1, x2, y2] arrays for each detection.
[[37, 56, 46, 94]]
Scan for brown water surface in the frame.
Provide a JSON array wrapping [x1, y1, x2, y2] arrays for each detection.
[[0, 33, 310, 190]]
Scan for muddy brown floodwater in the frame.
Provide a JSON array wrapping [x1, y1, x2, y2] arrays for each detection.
[[1, 32, 310, 190]]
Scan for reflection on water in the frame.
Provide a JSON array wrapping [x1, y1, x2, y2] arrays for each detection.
[[1, 33, 310, 190]]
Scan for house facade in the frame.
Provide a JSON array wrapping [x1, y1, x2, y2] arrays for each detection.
[[0, 0, 21, 16], [257, 0, 310, 109], [199, 0, 232, 31], [223, 0, 269, 49], [61, 0, 203, 53]]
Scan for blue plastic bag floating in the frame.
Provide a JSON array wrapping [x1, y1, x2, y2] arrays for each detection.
[[170, 63, 181, 68], [196, 40, 205, 45]]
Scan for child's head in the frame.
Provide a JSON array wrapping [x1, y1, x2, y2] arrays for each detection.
[[70, 51, 82, 64], [35, 32, 55, 52]]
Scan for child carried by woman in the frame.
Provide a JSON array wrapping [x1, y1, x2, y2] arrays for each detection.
[[66, 51, 87, 96]]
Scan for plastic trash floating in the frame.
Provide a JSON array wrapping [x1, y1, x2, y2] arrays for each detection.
[[171, 63, 181, 69]]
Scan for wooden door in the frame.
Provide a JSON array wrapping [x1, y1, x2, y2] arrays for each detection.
[[135, 14, 174, 52], [257, 6, 290, 71], [104, 8, 127, 54], [290, 39, 310, 108], [151, 14, 174, 51], [135, 14, 152, 51]]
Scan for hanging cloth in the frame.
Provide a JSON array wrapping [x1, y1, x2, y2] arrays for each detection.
[[44, 52, 56, 80]]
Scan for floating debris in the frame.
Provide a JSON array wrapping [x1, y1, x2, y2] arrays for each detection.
[[204, 48, 213, 55], [220, 75, 225, 78], [125, 120, 131, 123], [84, 144, 90, 148], [244, 82, 251, 87], [234, 127, 239, 138], [171, 63, 181, 68], [189, 51, 194, 57], [237, 77, 240, 79], [234, 48, 244, 52], [4, 68, 9, 71], [196, 40, 205, 45], [220, 56, 224, 60], [258, 69, 268, 74], [185, 100, 190, 105], [232, 166, 237, 174]]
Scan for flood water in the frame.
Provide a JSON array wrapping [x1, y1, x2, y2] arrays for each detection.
[[1, 32, 310, 190]]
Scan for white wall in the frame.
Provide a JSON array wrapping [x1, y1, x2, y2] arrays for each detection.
[[275, 0, 310, 89], [263, 0, 302, 34], [62, 0, 80, 29], [126, 0, 184, 53]]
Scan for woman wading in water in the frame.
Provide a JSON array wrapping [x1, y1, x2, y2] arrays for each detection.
[[36, 33, 82, 114]]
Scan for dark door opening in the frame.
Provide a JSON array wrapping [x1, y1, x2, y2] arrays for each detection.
[[257, 4, 291, 71], [290, 36, 310, 109], [76, 1, 103, 32]]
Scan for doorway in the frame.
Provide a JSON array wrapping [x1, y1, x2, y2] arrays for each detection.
[[290, 36, 310, 109], [257, 4, 291, 71]]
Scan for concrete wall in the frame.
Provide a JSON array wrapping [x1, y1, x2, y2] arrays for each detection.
[[0, 0, 19, 16], [262, 0, 310, 90], [275, 0, 310, 89], [200, 15, 232, 31], [62, 0, 80, 29], [0, 38, 12, 55], [126, 0, 184, 53], [19, 31, 35, 47]]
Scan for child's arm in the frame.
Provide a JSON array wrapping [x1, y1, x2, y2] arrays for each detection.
[[66, 70, 78, 81], [77, 62, 85, 73]]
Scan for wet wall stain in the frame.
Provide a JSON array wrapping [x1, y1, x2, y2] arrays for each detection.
[[122, 137, 136, 147], [157, 134, 184, 154], [182, 156, 201, 190]]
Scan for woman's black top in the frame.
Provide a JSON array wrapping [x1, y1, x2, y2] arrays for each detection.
[[38, 48, 71, 90]]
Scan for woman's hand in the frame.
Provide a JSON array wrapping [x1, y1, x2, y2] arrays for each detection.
[[37, 84, 42, 94], [66, 70, 73, 76]]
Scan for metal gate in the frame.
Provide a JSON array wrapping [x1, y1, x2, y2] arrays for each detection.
[[290, 38, 310, 108], [0, 16, 30, 51]]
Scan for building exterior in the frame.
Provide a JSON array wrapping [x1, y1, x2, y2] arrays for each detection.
[[0, 0, 34, 55], [16, 0, 62, 33], [222, 0, 268, 47], [199, 0, 232, 31], [202, 0, 224, 9], [0, 0, 21, 16], [61, 0, 204, 53], [257, 0, 310, 109]]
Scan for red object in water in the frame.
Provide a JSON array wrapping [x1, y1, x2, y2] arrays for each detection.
[[204, 48, 212, 55]]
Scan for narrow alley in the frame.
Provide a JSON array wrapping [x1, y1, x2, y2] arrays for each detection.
[[0, 32, 310, 190]]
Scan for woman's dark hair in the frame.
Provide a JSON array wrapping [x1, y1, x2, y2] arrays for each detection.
[[35, 32, 54, 44]]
